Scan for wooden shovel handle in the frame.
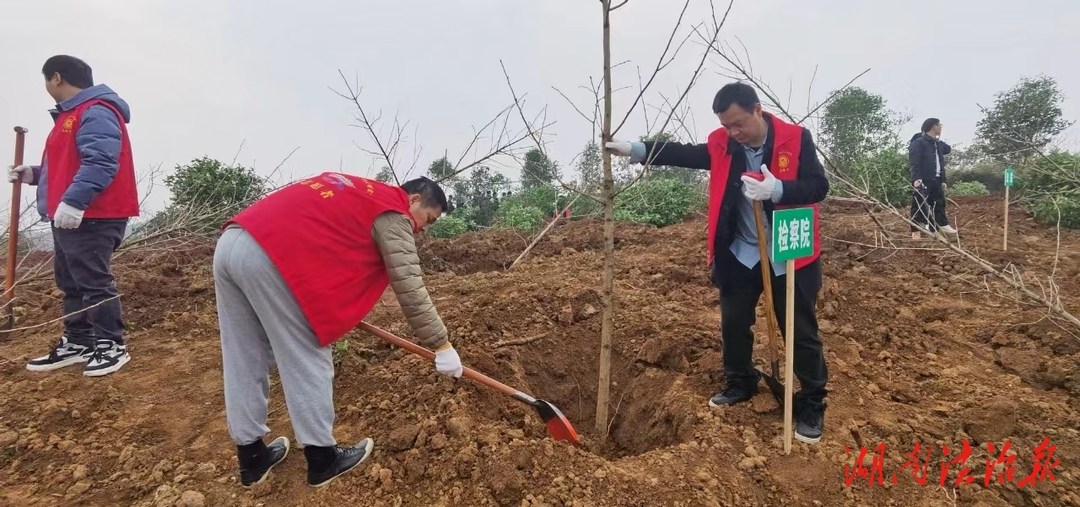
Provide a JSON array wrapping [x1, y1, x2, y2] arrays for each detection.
[[5, 127, 27, 305], [751, 200, 781, 364], [357, 322, 518, 398]]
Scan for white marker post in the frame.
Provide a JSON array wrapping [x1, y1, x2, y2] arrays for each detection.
[[771, 207, 815, 454], [1003, 167, 1015, 251]]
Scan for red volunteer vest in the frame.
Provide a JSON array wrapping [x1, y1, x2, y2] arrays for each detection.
[[42, 99, 139, 219], [704, 115, 821, 271], [226, 173, 416, 346]]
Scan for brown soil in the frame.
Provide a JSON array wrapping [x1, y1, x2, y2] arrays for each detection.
[[2, 196, 1080, 507]]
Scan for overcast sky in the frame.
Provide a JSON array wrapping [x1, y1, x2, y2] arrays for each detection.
[[1, 0, 1077, 220]]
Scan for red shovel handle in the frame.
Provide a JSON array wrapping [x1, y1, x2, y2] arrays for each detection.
[[357, 322, 517, 397], [742, 171, 765, 182]]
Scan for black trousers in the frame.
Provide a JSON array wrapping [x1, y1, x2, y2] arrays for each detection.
[[910, 178, 949, 232], [711, 249, 828, 402], [52, 219, 128, 347]]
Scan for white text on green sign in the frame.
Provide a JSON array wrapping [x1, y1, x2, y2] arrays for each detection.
[[771, 207, 815, 262], [1004, 168, 1015, 187]]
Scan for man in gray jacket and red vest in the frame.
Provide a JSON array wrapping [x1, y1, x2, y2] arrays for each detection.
[[606, 82, 830, 444], [215, 173, 462, 488], [7, 55, 138, 377]]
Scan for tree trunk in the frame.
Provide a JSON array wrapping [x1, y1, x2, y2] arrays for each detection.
[[596, 0, 615, 436]]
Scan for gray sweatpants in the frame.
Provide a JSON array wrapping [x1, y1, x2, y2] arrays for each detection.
[[214, 226, 337, 447]]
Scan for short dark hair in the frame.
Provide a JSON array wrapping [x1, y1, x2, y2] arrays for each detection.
[[42, 55, 94, 89], [921, 118, 940, 133], [400, 177, 448, 211], [713, 81, 760, 114]]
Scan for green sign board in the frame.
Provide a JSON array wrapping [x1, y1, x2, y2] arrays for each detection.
[[771, 207, 815, 262], [1004, 168, 1015, 187]]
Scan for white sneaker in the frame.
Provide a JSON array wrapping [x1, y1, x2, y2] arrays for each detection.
[[83, 342, 131, 377], [26, 337, 94, 372], [939, 225, 958, 234]]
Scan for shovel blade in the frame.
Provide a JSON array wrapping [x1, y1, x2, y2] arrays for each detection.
[[759, 366, 785, 408], [531, 398, 581, 446]]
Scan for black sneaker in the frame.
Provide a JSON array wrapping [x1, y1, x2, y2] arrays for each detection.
[[26, 337, 93, 372], [305, 438, 374, 488], [708, 384, 755, 407], [83, 341, 131, 377], [239, 436, 291, 487], [794, 398, 826, 444]]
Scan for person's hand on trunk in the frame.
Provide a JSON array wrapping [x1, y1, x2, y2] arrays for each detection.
[[604, 141, 632, 157]]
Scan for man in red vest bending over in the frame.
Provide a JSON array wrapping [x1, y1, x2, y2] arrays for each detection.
[[7, 55, 138, 377], [215, 173, 461, 488], [606, 82, 830, 444]]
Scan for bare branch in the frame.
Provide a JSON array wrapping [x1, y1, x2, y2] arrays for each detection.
[[611, 0, 695, 137], [330, 69, 402, 185], [612, 0, 734, 199]]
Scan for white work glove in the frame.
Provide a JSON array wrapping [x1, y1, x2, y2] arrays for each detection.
[[604, 141, 632, 157], [434, 343, 463, 378], [913, 179, 923, 189], [6, 165, 33, 184], [740, 164, 778, 201], [53, 202, 85, 229]]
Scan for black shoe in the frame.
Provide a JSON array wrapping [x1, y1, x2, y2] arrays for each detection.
[[707, 384, 755, 407], [794, 398, 826, 444], [83, 341, 131, 377], [238, 436, 290, 487], [305, 438, 374, 488], [26, 337, 93, 372]]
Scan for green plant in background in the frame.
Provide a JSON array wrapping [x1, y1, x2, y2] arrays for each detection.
[[135, 157, 267, 236], [837, 148, 910, 208], [614, 177, 706, 227], [427, 214, 469, 238], [496, 201, 546, 231], [1018, 149, 1080, 228], [947, 181, 990, 197]]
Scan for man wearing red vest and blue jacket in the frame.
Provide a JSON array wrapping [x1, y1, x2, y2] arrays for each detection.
[[606, 82, 830, 444], [7, 55, 138, 377], [214, 173, 462, 488]]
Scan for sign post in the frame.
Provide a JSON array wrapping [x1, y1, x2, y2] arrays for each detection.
[[770, 207, 815, 454], [1003, 168, 1014, 251]]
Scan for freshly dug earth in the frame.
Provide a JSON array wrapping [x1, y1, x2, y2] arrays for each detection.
[[1, 195, 1079, 507]]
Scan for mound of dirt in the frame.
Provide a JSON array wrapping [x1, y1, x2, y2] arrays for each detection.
[[1, 197, 1079, 506]]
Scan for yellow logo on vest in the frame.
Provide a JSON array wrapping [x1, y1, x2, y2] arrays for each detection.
[[61, 116, 76, 133], [777, 151, 792, 172]]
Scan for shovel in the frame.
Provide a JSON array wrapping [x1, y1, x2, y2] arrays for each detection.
[[358, 321, 581, 446], [746, 173, 785, 408], [3, 127, 28, 334]]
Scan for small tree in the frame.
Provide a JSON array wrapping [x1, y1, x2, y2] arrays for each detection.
[[974, 75, 1073, 165], [522, 148, 559, 189], [427, 156, 456, 181], [819, 87, 904, 177], [450, 166, 512, 228], [156, 157, 267, 233], [374, 166, 395, 184], [576, 141, 603, 194]]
